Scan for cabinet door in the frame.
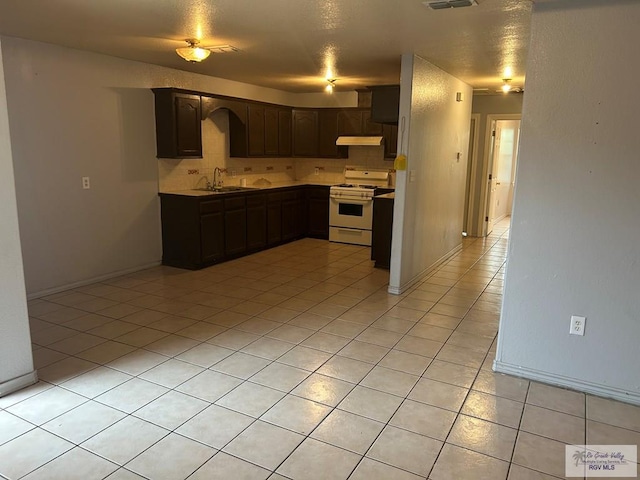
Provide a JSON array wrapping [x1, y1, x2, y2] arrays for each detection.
[[337, 110, 363, 135], [318, 109, 340, 158], [246, 194, 267, 251], [362, 110, 384, 135], [278, 109, 292, 156], [383, 124, 398, 159], [267, 193, 282, 246], [264, 108, 279, 156], [248, 105, 266, 156], [307, 187, 329, 239], [224, 197, 247, 256], [292, 110, 318, 157], [201, 211, 225, 263], [175, 94, 203, 157]]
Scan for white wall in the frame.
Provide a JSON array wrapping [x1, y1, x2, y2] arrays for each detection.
[[495, 0, 640, 404], [0, 36, 358, 297], [0, 38, 36, 396], [389, 54, 472, 293]]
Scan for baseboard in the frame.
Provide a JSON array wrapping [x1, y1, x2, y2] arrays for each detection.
[[0, 370, 38, 398], [388, 244, 462, 295], [493, 360, 640, 406], [27, 261, 162, 300]]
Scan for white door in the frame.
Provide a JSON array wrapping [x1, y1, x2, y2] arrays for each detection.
[[486, 119, 520, 234]]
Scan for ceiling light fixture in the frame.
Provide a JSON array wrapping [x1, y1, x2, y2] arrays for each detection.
[[325, 78, 337, 93], [501, 78, 512, 93], [176, 39, 211, 63]]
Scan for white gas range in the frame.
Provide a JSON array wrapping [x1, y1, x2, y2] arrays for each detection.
[[329, 169, 390, 246]]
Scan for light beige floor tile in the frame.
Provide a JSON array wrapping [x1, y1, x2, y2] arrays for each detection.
[[472, 369, 529, 402], [104, 468, 149, 479], [337, 341, 390, 364], [0, 428, 73, 479], [114, 327, 169, 347], [42, 400, 125, 443], [22, 446, 118, 480], [223, 420, 304, 470], [385, 306, 426, 322], [37, 356, 99, 384], [423, 360, 478, 389], [261, 395, 331, 435], [367, 425, 442, 477], [350, 457, 423, 480], [527, 382, 585, 417], [371, 316, 416, 334], [143, 335, 200, 357], [107, 349, 168, 376], [210, 352, 271, 379], [360, 365, 419, 397], [408, 324, 453, 343], [205, 311, 253, 329], [436, 343, 487, 368], [95, 378, 169, 413], [507, 464, 564, 480], [310, 409, 384, 455], [520, 404, 585, 444], [176, 404, 254, 449], [512, 431, 568, 479], [0, 410, 35, 445], [320, 319, 368, 338], [379, 349, 432, 376], [32, 347, 68, 369], [241, 337, 295, 360], [88, 320, 141, 339], [133, 390, 209, 430], [316, 355, 374, 384], [408, 378, 469, 412], [291, 373, 355, 406], [0, 381, 54, 410], [174, 321, 227, 341], [587, 419, 640, 445], [250, 362, 310, 392], [266, 324, 315, 344], [430, 443, 509, 480], [146, 315, 198, 333], [138, 358, 204, 388], [277, 437, 361, 480], [300, 331, 351, 353], [236, 318, 282, 336], [390, 399, 457, 440], [176, 370, 243, 402], [287, 312, 333, 330], [126, 432, 215, 480], [447, 414, 518, 461], [7, 386, 87, 425], [394, 335, 443, 357], [462, 390, 524, 429], [216, 382, 285, 418], [82, 416, 169, 465], [190, 452, 270, 480], [76, 341, 136, 365], [175, 342, 234, 367], [47, 332, 106, 355], [61, 366, 132, 398], [355, 327, 403, 348], [276, 345, 332, 371], [259, 306, 301, 323], [338, 386, 403, 423], [587, 395, 640, 432]]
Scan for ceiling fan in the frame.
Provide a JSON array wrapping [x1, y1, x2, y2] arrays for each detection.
[[175, 39, 239, 63]]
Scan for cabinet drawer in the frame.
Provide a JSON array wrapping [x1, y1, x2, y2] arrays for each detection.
[[200, 199, 223, 214], [224, 196, 246, 210]]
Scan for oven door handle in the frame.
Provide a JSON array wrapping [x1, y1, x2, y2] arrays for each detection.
[[329, 195, 372, 204]]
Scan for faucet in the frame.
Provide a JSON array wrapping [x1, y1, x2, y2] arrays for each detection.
[[213, 167, 226, 190]]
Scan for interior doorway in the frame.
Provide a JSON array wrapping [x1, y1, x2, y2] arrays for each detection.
[[481, 115, 521, 236]]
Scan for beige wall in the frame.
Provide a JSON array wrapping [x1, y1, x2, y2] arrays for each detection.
[[389, 54, 472, 293], [0, 38, 35, 396]]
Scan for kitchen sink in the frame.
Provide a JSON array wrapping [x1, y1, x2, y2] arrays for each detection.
[[193, 186, 258, 193]]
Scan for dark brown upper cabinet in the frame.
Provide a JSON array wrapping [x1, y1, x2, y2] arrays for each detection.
[[292, 109, 319, 157], [337, 108, 383, 136], [235, 103, 292, 158], [318, 109, 342, 158], [369, 85, 400, 125], [153, 89, 202, 159], [383, 123, 399, 159]]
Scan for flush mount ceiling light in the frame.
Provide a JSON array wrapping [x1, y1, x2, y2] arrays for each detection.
[[501, 78, 512, 93], [325, 78, 337, 93], [423, 0, 478, 10], [176, 39, 211, 62]]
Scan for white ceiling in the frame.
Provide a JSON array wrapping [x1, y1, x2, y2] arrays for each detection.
[[0, 0, 532, 93]]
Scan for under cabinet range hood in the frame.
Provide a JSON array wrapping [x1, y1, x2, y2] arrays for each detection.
[[335, 136, 383, 146]]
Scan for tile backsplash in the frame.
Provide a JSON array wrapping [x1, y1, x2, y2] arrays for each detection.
[[158, 109, 395, 191]]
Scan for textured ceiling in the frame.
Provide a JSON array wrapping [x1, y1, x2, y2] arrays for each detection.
[[0, 0, 532, 93]]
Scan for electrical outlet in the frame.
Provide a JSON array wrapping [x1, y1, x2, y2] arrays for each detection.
[[82, 177, 90, 189], [570, 315, 586, 336], [231, 170, 236, 177], [314, 167, 319, 175]]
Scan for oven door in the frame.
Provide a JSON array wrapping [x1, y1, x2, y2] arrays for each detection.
[[329, 195, 373, 230]]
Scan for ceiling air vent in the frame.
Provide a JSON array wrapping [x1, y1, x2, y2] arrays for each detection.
[[423, 0, 478, 9]]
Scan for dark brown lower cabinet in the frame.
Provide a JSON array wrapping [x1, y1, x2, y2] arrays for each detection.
[[306, 186, 330, 239], [224, 196, 247, 257], [200, 202, 225, 264], [246, 194, 267, 251], [267, 192, 282, 246], [282, 189, 306, 241], [371, 195, 394, 269]]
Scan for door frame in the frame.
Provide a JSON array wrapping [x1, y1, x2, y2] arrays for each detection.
[[464, 114, 481, 235], [478, 113, 522, 236]]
